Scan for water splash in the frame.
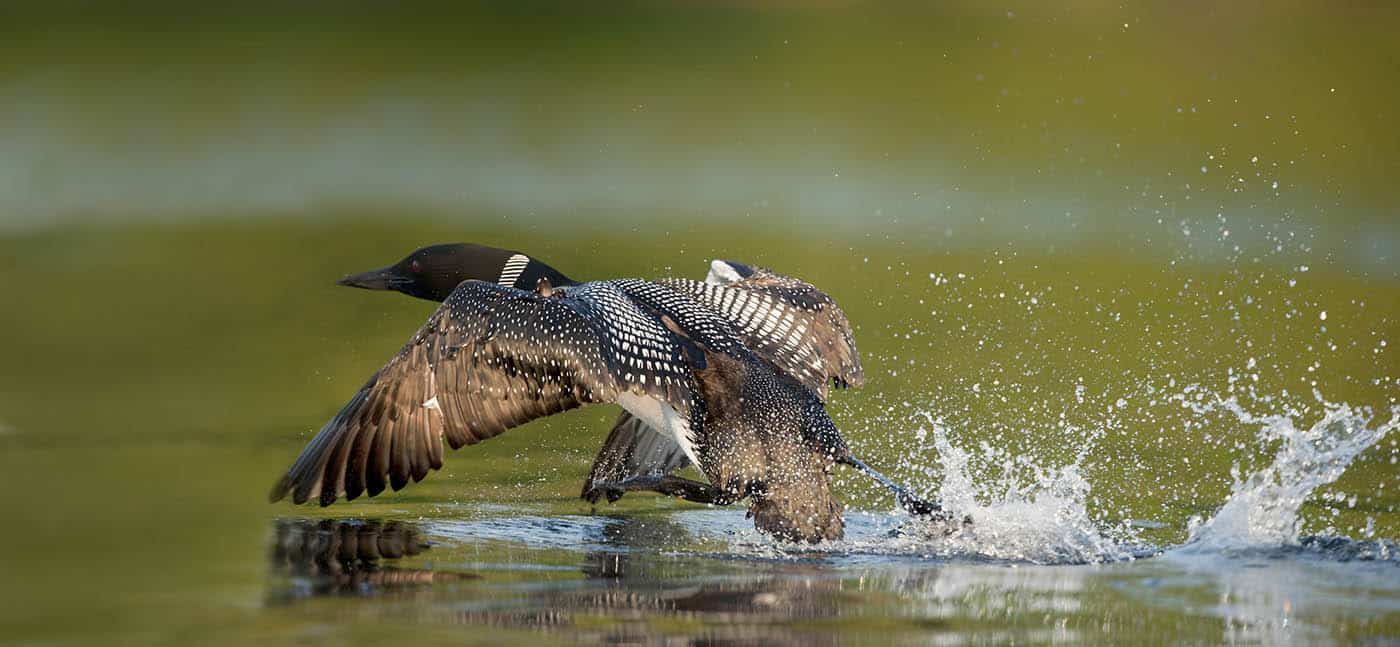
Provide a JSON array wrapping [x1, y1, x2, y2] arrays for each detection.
[[871, 417, 1148, 564], [1181, 399, 1398, 552], [834, 395, 1396, 565], [417, 396, 1395, 569]]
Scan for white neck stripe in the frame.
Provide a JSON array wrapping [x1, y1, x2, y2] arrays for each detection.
[[498, 254, 530, 287]]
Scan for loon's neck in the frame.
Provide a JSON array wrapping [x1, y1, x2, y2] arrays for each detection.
[[497, 253, 577, 291]]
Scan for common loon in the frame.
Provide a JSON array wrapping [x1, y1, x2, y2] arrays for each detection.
[[269, 244, 949, 542], [331, 244, 869, 505]]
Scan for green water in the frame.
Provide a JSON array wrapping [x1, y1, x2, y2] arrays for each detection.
[[2, 3, 1398, 645]]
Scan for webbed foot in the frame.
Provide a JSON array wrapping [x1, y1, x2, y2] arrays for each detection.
[[840, 454, 971, 526]]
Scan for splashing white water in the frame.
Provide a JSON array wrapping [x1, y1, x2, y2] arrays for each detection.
[[874, 417, 1146, 564], [1181, 399, 1398, 552], [428, 395, 1395, 568], [677, 414, 1150, 564], [835, 396, 1396, 565]]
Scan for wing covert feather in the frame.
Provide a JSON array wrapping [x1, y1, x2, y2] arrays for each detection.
[[655, 266, 863, 398]]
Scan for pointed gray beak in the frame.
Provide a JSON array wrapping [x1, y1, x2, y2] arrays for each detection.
[[336, 267, 406, 291]]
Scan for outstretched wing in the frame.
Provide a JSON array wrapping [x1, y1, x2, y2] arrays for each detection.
[[270, 280, 704, 506], [655, 261, 863, 399]]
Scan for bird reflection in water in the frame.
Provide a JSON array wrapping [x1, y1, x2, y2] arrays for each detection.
[[264, 515, 893, 645], [266, 518, 476, 600], [462, 516, 859, 644]]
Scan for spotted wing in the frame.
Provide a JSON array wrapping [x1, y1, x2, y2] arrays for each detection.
[[573, 278, 756, 494], [655, 266, 863, 398], [269, 280, 704, 507], [581, 267, 862, 493], [609, 278, 753, 357]]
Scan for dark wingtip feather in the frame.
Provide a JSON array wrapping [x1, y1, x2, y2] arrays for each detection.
[[344, 479, 364, 502], [268, 476, 293, 503], [291, 472, 318, 505]]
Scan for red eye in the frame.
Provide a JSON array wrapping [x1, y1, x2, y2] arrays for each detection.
[[410, 260, 423, 273]]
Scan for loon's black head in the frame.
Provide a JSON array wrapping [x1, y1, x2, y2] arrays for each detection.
[[336, 243, 575, 302]]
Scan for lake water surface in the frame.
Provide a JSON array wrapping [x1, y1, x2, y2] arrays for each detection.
[[1, 4, 1397, 645]]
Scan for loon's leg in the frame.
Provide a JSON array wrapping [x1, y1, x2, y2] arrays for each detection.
[[839, 455, 960, 522], [587, 475, 735, 506], [581, 412, 692, 504]]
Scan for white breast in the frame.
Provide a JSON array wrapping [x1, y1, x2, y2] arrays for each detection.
[[615, 391, 701, 467]]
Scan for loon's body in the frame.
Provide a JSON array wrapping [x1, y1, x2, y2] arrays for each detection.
[[269, 244, 946, 542], [579, 259, 868, 505]]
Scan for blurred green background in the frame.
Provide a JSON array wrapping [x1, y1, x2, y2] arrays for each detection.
[[0, 2, 1396, 644]]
